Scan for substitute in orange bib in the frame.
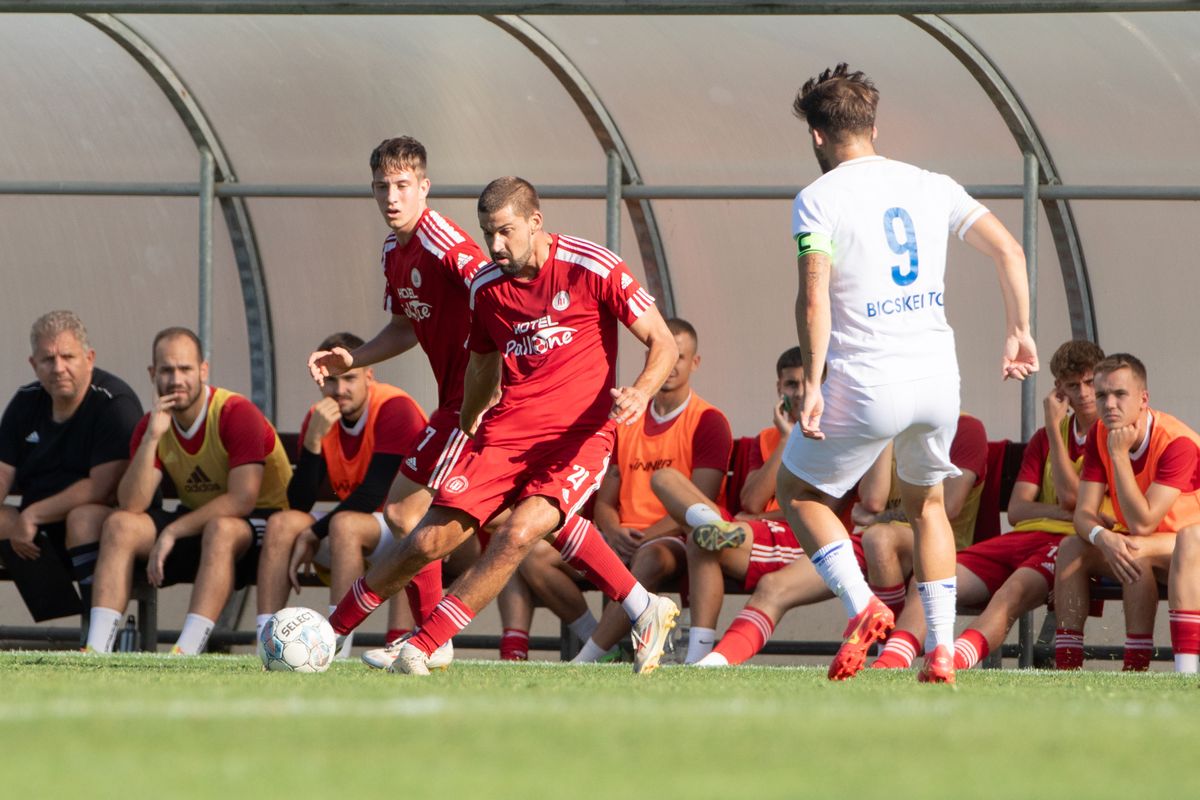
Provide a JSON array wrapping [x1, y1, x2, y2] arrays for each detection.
[[86, 327, 292, 654], [256, 332, 427, 656], [1055, 353, 1200, 671]]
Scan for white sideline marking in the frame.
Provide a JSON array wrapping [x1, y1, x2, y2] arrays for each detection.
[[0, 696, 445, 721]]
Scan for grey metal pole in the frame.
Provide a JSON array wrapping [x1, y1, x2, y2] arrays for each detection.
[[605, 149, 621, 254], [198, 147, 215, 361], [1017, 150, 1039, 668]]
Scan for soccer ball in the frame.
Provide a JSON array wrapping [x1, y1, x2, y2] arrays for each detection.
[[259, 607, 337, 673]]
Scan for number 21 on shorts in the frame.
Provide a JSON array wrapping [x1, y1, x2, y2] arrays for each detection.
[[561, 464, 590, 503], [884, 207, 919, 286]]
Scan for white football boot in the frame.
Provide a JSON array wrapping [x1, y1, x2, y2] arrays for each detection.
[[630, 593, 679, 675], [363, 633, 453, 671]]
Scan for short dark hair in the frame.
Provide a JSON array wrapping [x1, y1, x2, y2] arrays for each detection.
[[792, 63, 879, 141], [1049, 340, 1105, 381], [776, 346, 804, 377], [318, 332, 365, 353], [370, 136, 427, 177], [477, 176, 540, 218], [1093, 352, 1148, 387], [665, 318, 697, 348], [152, 326, 204, 364]]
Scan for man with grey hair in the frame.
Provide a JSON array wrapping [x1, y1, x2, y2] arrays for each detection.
[[0, 311, 142, 622]]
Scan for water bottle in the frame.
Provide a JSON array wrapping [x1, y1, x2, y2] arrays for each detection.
[[117, 615, 139, 652]]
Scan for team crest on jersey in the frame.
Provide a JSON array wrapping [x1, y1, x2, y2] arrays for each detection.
[[410, 268, 422, 289], [444, 476, 469, 495], [620, 273, 633, 291], [552, 291, 570, 312]]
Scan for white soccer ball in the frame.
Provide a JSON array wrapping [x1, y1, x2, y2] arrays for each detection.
[[259, 607, 337, 673]]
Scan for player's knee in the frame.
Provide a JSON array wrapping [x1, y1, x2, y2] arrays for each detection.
[[755, 570, 786, 605], [201, 517, 248, 556], [649, 467, 685, 497], [326, 512, 362, 547], [631, 543, 674, 583], [1056, 533, 1088, 570], [100, 510, 142, 551], [1175, 526, 1200, 560]]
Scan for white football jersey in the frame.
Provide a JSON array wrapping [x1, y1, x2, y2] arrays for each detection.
[[792, 155, 987, 387]]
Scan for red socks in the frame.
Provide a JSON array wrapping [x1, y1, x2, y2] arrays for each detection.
[[328, 577, 383, 635], [409, 595, 474, 657], [405, 560, 443, 625], [1055, 628, 1084, 670], [870, 582, 907, 617], [712, 606, 774, 665], [551, 516, 636, 602], [1123, 633, 1154, 672], [500, 628, 531, 661], [954, 628, 990, 670], [1169, 610, 1200, 657], [872, 630, 920, 669], [385, 628, 411, 644]]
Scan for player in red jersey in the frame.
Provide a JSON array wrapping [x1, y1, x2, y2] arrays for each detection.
[[308, 137, 489, 668], [358, 176, 680, 675]]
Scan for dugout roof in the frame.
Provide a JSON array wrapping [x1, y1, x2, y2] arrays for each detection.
[[2, 2, 1198, 440]]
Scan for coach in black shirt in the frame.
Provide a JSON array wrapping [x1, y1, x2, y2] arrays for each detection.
[[0, 311, 142, 620]]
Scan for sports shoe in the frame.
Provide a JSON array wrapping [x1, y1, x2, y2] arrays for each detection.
[[917, 644, 956, 684], [692, 520, 746, 552], [630, 593, 679, 675], [364, 633, 453, 671], [388, 641, 432, 676], [828, 595, 894, 681]]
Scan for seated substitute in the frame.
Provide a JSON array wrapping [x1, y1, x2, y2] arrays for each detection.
[[256, 332, 428, 657], [86, 327, 292, 654], [555, 318, 733, 663], [695, 416, 984, 667], [650, 346, 805, 663], [0, 311, 142, 623], [1055, 353, 1200, 671], [874, 341, 1107, 670]]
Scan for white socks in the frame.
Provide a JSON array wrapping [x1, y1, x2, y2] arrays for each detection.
[[568, 610, 599, 643], [685, 627, 717, 664], [572, 638, 610, 663], [621, 584, 652, 622], [695, 651, 728, 667], [174, 613, 215, 655], [331, 605, 355, 658], [1176, 653, 1199, 673], [918, 577, 957, 652], [810, 540, 873, 618], [684, 503, 722, 529], [86, 607, 123, 653]]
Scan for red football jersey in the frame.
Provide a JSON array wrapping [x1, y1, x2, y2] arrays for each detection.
[[467, 233, 656, 448], [381, 207, 489, 414]]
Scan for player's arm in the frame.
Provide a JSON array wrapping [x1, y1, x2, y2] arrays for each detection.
[[310, 453, 403, 539], [1108, 439, 1184, 536], [594, 464, 641, 559], [16, 460, 128, 527], [146, 463, 263, 586], [851, 443, 895, 527], [0, 460, 14, 501], [795, 250, 831, 439], [741, 430, 787, 515], [610, 306, 677, 427], [961, 213, 1038, 380], [1073, 477, 1144, 584], [943, 468, 979, 523], [1007, 480, 1072, 524], [118, 403, 170, 512], [308, 314, 417, 386], [1042, 394, 1082, 511], [460, 350, 502, 436]]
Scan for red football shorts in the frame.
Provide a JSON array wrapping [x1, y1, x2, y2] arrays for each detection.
[[743, 519, 805, 591], [432, 426, 614, 526], [399, 407, 473, 489], [955, 530, 1062, 595]]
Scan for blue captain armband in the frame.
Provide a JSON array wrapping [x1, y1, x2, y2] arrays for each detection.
[[796, 232, 834, 259]]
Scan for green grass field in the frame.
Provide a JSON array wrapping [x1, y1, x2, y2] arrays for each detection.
[[1, 652, 1197, 799]]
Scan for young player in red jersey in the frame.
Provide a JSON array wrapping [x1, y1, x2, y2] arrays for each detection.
[[308, 138, 489, 668], [353, 176, 681, 675]]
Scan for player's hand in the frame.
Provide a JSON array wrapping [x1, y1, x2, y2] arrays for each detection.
[[308, 347, 353, 387], [11, 512, 41, 560], [147, 393, 182, 440], [604, 526, 643, 560], [288, 529, 320, 594], [1107, 423, 1140, 456], [1002, 331, 1039, 381], [146, 530, 176, 587], [773, 396, 795, 436], [1094, 528, 1142, 584], [609, 386, 650, 426], [798, 382, 824, 440], [1043, 389, 1069, 428], [306, 397, 341, 442]]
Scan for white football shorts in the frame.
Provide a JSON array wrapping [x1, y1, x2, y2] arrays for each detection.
[[311, 511, 395, 571], [781, 371, 962, 498]]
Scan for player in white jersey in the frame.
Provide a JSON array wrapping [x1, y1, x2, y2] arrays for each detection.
[[782, 63, 1038, 683]]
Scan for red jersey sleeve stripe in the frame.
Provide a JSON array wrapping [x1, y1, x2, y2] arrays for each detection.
[[425, 210, 467, 245], [627, 288, 655, 317], [415, 228, 447, 259], [469, 263, 505, 310], [417, 216, 459, 254], [558, 234, 621, 269]]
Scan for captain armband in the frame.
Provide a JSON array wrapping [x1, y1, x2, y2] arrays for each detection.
[[795, 232, 834, 259]]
